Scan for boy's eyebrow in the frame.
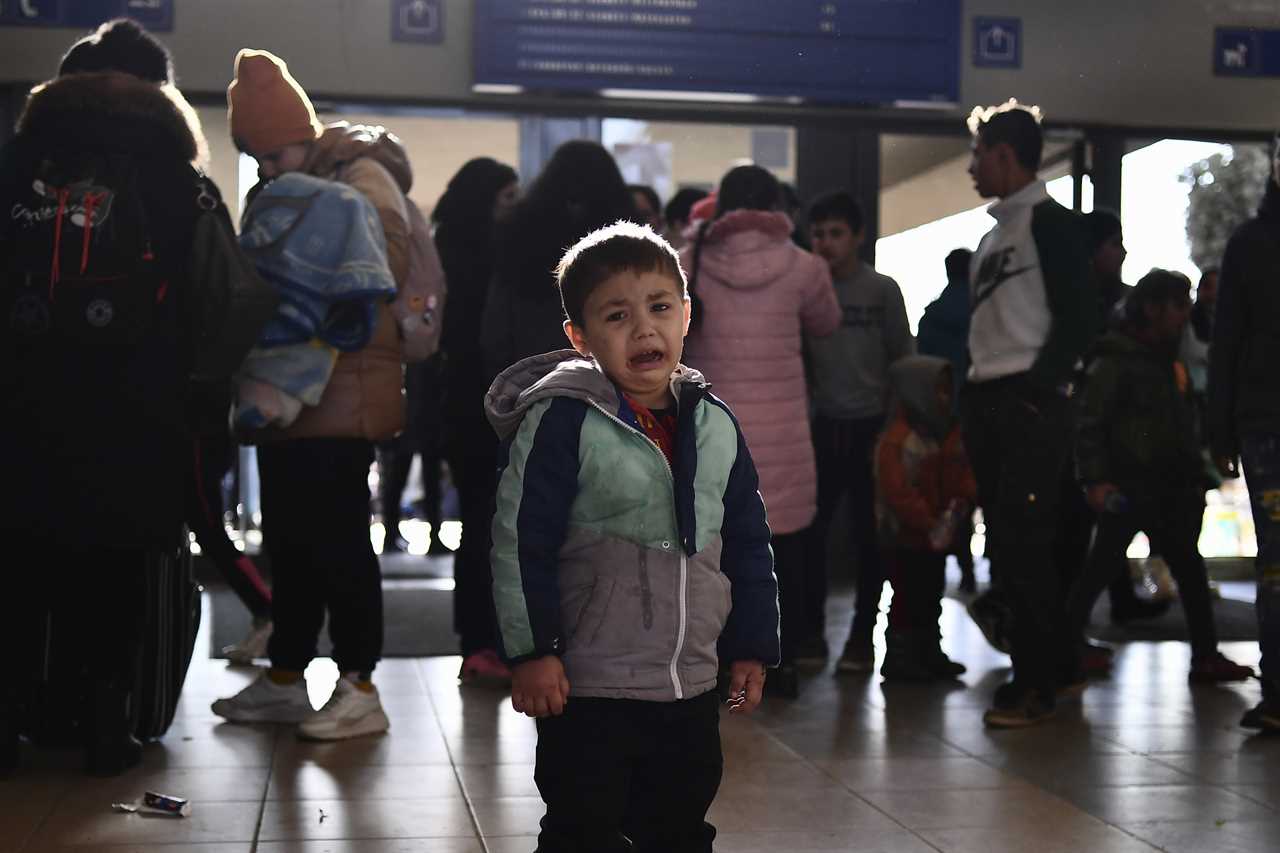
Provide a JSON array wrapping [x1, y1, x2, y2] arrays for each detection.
[[596, 289, 679, 309]]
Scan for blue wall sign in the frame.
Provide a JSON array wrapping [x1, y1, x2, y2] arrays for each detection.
[[973, 16, 1021, 69], [392, 0, 443, 44], [0, 0, 173, 31], [1213, 27, 1280, 78], [473, 0, 962, 107]]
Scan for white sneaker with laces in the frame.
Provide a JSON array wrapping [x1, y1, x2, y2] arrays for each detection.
[[210, 672, 313, 723], [297, 677, 390, 741], [222, 620, 273, 666]]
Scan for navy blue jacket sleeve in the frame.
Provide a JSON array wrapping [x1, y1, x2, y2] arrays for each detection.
[[714, 406, 781, 667], [490, 397, 584, 665]]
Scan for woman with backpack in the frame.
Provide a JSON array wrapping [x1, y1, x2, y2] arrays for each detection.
[[0, 19, 236, 776], [680, 165, 841, 698]]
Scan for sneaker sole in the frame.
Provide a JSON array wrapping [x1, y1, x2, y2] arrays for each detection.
[[297, 709, 391, 741], [983, 707, 1057, 729], [210, 701, 314, 725]]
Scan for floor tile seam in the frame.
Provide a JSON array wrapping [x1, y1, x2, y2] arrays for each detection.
[[785, 732, 946, 852], [249, 725, 281, 853], [1223, 787, 1280, 811], [14, 769, 75, 853], [418, 658, 492, 853]]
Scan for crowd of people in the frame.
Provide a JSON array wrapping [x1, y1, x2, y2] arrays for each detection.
[[1, 15, 1277, 852]]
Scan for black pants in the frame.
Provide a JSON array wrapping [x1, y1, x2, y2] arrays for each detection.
[[962, 376, 1072, 699], [811, 414, 885, 649], [258, 438, 383, 676], [448, 428, 501, 656], [772, 529, 810, 664], [186, 434, 272, 621], [1067, 491, 1218, 660], [378, 440, 444, 534], [886, 547, 945, 633], [534, 691, 722, 853]]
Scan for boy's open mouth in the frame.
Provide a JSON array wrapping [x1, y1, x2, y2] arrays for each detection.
[[628, 349, 665, 369]]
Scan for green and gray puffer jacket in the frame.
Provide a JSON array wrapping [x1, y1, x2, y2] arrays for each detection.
[[1075, 331, 1205, 494], [486, 350, 780, 702]]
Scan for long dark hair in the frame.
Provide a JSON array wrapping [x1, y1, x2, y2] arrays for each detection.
[[495, 140, 634, 294], [687, 164, 782, 330], [433, 157, 517, 360], [433, 157, 517, 252]]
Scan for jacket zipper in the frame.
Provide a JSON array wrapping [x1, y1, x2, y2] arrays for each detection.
[[588, 400, 686, 699]]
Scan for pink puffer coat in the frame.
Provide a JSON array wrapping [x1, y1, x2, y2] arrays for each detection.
[[680, 210, 841, 534]]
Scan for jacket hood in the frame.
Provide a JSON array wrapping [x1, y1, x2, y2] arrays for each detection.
[[888, 355, 953, 440], [306, 121, 412, 195], [485, 350, 707, 440], [18, 71, 208, 169], [693, 209, 796, 290]]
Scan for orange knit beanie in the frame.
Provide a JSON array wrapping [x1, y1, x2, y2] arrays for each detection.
[[227, 49, 322, 156]]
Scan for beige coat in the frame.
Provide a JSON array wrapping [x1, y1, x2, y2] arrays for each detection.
[[265, 123, 411, 442]]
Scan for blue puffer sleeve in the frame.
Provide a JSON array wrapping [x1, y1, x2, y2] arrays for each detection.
[[715, 412, 781, 667], [491, 397, 585, 665]]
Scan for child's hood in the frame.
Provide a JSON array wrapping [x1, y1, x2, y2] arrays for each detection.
[[484, 350, 707, 441], [888, 354, 953, 440]]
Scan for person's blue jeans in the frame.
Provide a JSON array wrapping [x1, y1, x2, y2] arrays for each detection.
[[1242, 433, 1280, 701]]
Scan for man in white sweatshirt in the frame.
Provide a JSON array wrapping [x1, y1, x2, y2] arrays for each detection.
[[962, 101, 1096, 729]]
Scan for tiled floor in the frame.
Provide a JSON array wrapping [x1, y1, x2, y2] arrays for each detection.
[[3, 592, 1277, 852]]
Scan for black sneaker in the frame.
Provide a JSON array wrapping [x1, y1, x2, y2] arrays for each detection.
[[1240, 700, 1280, 732], [983, 682, 1056, 729], [794, 635, 830, 667], [835, 643, 875, 674]]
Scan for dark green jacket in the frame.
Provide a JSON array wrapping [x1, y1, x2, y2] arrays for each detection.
[[1076, 331, 1203, 492]]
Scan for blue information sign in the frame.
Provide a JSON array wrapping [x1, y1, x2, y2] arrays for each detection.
[[973, 17, 1020, 69], [1214, 27, 1280, 78], [0, 0, 173, 31], [392, 0, 443, 44], [473, 0, 961, 106]]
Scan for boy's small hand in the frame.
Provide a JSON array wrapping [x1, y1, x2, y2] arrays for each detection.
[[726, 660, 766, 714], [511, 656, 570, 718]]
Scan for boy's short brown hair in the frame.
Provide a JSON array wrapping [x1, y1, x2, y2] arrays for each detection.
[[556, 221, 687, 327]]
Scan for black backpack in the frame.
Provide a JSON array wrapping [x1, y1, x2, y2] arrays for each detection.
[[3, 148, 177, 354]]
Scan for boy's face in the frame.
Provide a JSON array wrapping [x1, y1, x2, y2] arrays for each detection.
[[255, 142, 310, 180], [968, 138, 1016, 199], [1145, 293, 1192, 344], [809, 218, 863, 276], [935, 369, 953, 415], [564, 270, 691, 410], [1093, 232, 1127, 279]]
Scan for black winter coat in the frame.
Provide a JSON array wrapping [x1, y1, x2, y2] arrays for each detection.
[[1208, 184, 1280, 460], [0, 72, 219, 548]]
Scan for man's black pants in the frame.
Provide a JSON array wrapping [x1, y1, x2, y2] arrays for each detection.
[[962, 375, 1072, 700], [534, 691, 722, 853]]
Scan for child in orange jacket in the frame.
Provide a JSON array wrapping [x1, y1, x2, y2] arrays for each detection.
[[875, 355, 977, 681]]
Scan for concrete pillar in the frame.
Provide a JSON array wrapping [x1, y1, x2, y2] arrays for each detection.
[[796, 126, 880, 263]]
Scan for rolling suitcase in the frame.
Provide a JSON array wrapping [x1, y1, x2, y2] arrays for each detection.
[[28, 543, 202, 744]]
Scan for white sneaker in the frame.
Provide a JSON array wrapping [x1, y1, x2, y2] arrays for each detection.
[[210, 672, 313, 723], [222, 620, 273, 666], [297, 677, 390, 741]]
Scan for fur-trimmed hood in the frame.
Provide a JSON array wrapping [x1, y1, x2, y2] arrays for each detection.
[[689, 209, 798, 291], [17, 71, 208, 169]]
